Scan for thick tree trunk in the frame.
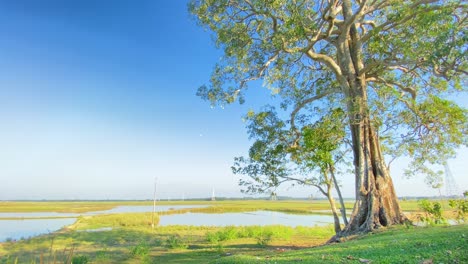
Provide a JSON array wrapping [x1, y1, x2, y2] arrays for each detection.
[[332, 7, 407, 236], [341, 112, 408, 235]]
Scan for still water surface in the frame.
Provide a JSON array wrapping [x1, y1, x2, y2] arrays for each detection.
[[0, 206, 333, 242], [158, 210, 334, 227]]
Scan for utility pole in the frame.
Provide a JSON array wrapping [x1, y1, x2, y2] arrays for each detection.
[[151, 177, 158, 230], [211, 188, 216, 201]]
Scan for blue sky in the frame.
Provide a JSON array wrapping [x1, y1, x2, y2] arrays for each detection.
[[0, 1, 466, 200]]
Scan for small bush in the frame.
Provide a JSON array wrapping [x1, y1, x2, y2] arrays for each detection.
[[448, 199, 468, 222], [165, 235, 188, 249], [130, 241, 150, 257], [206, 232, 221, 243], [219, 226, 238, 240], [255, 230, 273, 246], [418, 200, 446, 225]]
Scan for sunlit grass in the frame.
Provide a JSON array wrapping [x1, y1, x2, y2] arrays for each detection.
[[1, 199, 466, 263], [0, 199, 441, 215], [2, 222, 466, 263]]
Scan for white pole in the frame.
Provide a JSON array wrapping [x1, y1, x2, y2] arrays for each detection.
[[151, 177, 158, 230]]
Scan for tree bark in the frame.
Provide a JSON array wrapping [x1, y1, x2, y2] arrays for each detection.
[[333, 7, 407, 235], [341, 115, 408, 235], [327, 188, 342, 234], [330, 164, 348, 225], [319, 174, 342, 234]]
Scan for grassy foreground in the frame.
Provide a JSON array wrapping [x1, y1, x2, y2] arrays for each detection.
[[1, 200, 466, 263], [1, 213, 466, 263]]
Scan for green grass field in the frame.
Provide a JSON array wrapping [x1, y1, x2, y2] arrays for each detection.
[[0, 200, 466, 263]]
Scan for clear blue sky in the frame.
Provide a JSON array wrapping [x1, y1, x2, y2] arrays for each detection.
[[0, 1, 466, 200]]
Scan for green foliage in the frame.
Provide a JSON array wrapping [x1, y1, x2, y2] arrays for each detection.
[[254, 230, 273, 246], [205, 225, 296, 246], [165, 235, 188, 250], [71, 255, 89, 264], [213, 225, 468, 264], [191, 0, 468, 207], [76, 213, 157, 230], [129, 241, 150, 257], [448, 199, 468, 222], [424, 171, 444, 193], [418, 200, 446, 225]]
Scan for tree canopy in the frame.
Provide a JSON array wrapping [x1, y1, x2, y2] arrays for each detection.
[[191, 0, 467, 235]]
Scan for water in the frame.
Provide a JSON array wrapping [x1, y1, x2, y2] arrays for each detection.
[[0, 206, 334, 242], [0, 218, 76, 242], [159, 210, 334, 227], [0, 205, 206, 242], [0, 205, 207, 219], [90, 205, 206, 214]]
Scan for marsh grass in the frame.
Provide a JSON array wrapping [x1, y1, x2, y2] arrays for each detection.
[[2, 200, 465, 263], [72, 213, 158, 230]]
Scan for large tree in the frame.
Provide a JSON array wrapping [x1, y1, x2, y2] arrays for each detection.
[[190, 0, 467, 235]]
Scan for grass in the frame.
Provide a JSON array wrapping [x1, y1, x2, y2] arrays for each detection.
[[1, 222, 466, 263], [1, 200, 466, 263], [214, 225, 468, 264], [0, 216, 335, 263], [0, 200, 347, 214], [70, 213, 158, 230]]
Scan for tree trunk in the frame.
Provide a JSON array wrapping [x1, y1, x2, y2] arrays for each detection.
[[332, 8, 407, 235], [330, 164, 348, 225], [327, 189, 342, 234], [341, 112, 408, 235], [318, 178, 342, 234]]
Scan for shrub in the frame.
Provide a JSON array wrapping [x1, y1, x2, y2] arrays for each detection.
[[418, 200, 446, 225], [130, 241, 150, 257], [206, 232, 221, 243], [218, 226, 239, 241], [255, 230, 273, 246], [448, 199, 468, 222], [165, 235, 188, 249]]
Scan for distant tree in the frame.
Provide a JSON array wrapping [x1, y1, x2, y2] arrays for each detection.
[[233, 107, 348, 233], [191, 0, 468, 236], [424, 171, 444, 198]]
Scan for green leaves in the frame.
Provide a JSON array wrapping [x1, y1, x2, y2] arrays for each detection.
[[192, 0, 468, 198]]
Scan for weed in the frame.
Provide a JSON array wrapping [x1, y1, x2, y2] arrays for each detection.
[[130, 241, 150, 257], [165, 235, 188, 249], [206, 231, 221, 243], [255, 230, 273, 246]]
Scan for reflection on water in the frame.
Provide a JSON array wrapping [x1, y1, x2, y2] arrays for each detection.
[[0, 218, 76, 242], [0, 205, 206, 242], [0, 206, 334, 242], [159, 210, 334, 227]]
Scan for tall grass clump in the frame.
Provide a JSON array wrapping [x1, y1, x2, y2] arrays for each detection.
[[129, 241, 150, 257], [165, 235, 189, 249]]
